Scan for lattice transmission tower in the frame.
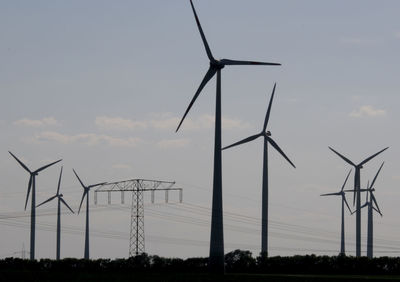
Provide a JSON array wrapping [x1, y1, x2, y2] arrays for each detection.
[[95, 179, 182, 257]]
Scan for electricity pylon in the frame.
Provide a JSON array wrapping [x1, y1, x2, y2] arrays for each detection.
[[95, 179, 183, 257]]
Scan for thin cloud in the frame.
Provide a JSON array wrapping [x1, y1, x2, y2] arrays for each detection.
[[14, 117, 60, 127], [340, 37, 363, 45], [392, 175, 400, 180], [151, 114, 251, 131], [150, 116, 180, 130], [286, 98, 298, 103], [112, 163, 133, 170], [95, 116, 147, 131], [33, 131, 141, 147], [221, 115, 252, 130], [157, 138, 190, 149], [96, 114, 251, 132], [349, 105, 386, 118]]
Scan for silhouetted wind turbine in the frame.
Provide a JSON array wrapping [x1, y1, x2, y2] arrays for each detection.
[[176, 0, 280, 272], [328, 147, 388, 257], [36, 167, 74, 260], [9, 151, 61, 260], [222, 84, 295, 256], [321, 169, 352, 255], [348, 162, 384, 259], [73, 169, 106, 260]]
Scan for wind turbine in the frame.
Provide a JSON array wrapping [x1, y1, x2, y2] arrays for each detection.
[[328, 146, 388, 257], [348, 162, 384, 259], [364, 167, 383, 259], [9, 151, 61, 260], [176, 0, 280, 272], [36, 166, 74, 260], [222, 84, 295, 256], [321, 169, 352, 255], [73, 169, 106, 260]]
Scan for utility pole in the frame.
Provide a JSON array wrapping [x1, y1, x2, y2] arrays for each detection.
[[95, 179, 183, 257]]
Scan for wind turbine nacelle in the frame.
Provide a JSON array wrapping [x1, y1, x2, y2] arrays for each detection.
[[210, 60, 224, 69], [266, 131, 271, 136]]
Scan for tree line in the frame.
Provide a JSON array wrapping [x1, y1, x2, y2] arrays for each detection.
[[1, 250, 400, 275]]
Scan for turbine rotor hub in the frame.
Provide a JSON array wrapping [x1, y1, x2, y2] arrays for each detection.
[[266, 131, 271, 136], [210, 60, 224, 69]]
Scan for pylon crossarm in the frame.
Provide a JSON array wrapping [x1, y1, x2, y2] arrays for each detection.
[[95, 179, 176, 192], [93, 178, 183, 257]]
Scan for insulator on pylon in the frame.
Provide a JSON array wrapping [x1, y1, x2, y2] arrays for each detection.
[[179, 189, 183, 203], [165, 190, 169, 203], [108, 191, 111, 204], [151, 190, 155, 203], [94, 191, 97, 205], [121, 191, 125, 204]]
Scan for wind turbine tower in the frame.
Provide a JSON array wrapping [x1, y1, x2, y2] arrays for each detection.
[[321, 169, 352, 255], [73, 169, 106, 260], [364, 163, 384, 259], [350, 162, 384, 259], [9, 151, 61, 260], [329, 147, 387, 257], [223, 84, 295, 256], [176, 0, 280, 272], [36, 167, 75, 260]]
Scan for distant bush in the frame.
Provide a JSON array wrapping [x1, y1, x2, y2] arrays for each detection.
[[1, 251, 400, 275]]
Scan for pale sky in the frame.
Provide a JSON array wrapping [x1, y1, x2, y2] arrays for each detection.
[[1, 0, 400, 259]]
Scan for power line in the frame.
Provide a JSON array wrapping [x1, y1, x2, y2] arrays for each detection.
[[1, 199, 399, 257]]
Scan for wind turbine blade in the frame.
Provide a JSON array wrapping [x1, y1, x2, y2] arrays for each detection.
[[36, 195, 57, 208], [360, 203, 368, 209], [328, 147, 355, 166], [359, 147, 388, 166], [267, 137, 296, 168], [370, 162, 384, 189], [176, 67, 217, 132], [24, 175, 32, 210], [78, 191, 87, 215], [371, 194, 382, 215], [88, 182, 107, 189], [320, 192, 341, 196], [9, 151, 31, 173], [222, 133, 262, 150], [60, 198, 75, 214], [343, 189, 368, 193], [73, 169, 86, 189], [35, 159, 62, 173], [341, 169, 352, 191], [372, 206, 382, 217], [263, 83, 276, 131], [219, 59, 281, 66], [343, 196, 352, 213], [56, 166, 63, 195], [189, 0, 214, 61]]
